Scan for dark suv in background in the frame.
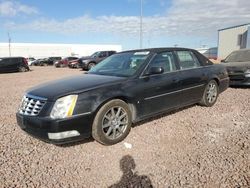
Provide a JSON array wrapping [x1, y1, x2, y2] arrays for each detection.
[[0, 57, 30, 73], [79, 51, 116, 70], [40, 57, 62, 66]]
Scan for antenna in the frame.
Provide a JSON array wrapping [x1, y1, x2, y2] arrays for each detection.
[[8, 32, 11, 57], [140, 0, 143, 49]]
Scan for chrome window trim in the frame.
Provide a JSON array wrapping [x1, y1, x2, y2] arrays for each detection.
[[140, 65, 212, 79], [144, 84, 205, 101]]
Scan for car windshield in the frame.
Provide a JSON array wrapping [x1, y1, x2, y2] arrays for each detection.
[[88, 51, 150, 77], [225, 50, 250, 62], [90, 52, 101, 58]]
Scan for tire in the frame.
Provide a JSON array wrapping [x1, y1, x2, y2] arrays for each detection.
[[92, 99, 132, 145], [18, 66, 26, 72], [199, 80, 219, 107], [87, 62, 96, 70]]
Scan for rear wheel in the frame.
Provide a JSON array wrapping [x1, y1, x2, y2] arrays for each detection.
[[200, 80, 218, 107], [18, 66, 26, 72], [92, 99, 132, 145]]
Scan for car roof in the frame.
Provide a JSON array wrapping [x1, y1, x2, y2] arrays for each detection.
[[0, 57, 24, 59], [120, 47, 195, 54]]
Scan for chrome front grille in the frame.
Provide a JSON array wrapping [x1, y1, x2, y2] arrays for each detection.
[[19, 95, 46, 116]]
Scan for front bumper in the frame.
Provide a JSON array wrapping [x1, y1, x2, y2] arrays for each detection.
[[16, 112, 93, 144], [228, 73, 250, 86], [81, 63, 88, 69]]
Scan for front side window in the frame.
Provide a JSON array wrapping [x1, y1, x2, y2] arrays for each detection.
[[147, 52, 176, 73], [176, 51, 200, 70], [99, 52, 107, 58]]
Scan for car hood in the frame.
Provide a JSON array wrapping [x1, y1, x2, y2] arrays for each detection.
[[82, 57, 97, 62], [27, 74, 127, 101], [80, 56, 91, 60]]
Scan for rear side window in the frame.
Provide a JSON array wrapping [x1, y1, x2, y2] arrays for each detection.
[[108, 51, 116, 56], [176, 51, 200, 70], [148, 52, 177, 73]]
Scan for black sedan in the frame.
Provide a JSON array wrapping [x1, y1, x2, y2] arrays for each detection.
[[221, 49, 250, 86], [16, 48, 229, 145]]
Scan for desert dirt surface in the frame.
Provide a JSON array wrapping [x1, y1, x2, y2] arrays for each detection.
[[0, 66, 250, 187]]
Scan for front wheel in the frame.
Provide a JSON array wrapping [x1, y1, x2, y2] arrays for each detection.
[[199, 80, 219, 107], [92, 99, 132, 145], [87, 62, 96, 70]]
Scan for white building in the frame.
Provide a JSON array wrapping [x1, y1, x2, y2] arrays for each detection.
[[0, 43, 122, 58], [218, 23, 250, 59]]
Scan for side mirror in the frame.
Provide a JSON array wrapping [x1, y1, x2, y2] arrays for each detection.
[[149, 66, 164, 75]]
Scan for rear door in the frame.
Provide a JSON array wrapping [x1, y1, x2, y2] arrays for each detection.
[[175, 50, 207, 105], [136, 51, 182, 117], [0, 58, 8, 72]]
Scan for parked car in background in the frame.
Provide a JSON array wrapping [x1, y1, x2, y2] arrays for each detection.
[[27, 57, 36, 66], [68, 58, 80, 68], [32, 58, 46, 66], [16, 48, 229, 145], [0, 57, 29, 73], [54, 57, 78, 68], [221, 49, 250, 86], [79, 51, 116, 70], [40, 57, 62, 66]]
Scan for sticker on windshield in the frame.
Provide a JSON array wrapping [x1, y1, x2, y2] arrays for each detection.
[[134, 51, 150, 55]]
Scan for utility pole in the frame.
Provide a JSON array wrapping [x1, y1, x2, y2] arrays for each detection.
[[140, 0, 143, 49], [8, 32, 11, 57]]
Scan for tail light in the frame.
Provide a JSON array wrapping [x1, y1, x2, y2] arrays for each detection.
[[24, 58, 28, 65]]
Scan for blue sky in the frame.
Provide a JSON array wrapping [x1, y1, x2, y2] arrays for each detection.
[[0, 0, 250, 50]]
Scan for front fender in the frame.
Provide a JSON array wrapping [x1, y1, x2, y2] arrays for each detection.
[[74, 83, 136, 116]]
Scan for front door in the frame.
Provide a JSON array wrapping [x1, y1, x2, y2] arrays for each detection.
[[136, 51, 182, 118]]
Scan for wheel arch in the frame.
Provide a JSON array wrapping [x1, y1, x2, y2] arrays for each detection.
[[208, 74, 220, 86], [88, 61, 97, 65], [93, 96, 138, 122]]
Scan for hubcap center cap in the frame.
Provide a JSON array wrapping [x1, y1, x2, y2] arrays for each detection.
[[112, 119, 119, 125]]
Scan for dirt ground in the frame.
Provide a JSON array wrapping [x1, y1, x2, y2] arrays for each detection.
[[0, 66, 249, 188]]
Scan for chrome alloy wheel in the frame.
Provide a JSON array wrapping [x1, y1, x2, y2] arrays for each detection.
[[102, 106, 128, 140], [206, 82, 218, 104]]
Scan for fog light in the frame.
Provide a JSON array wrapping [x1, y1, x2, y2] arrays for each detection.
[[48, 130, 80, 140]]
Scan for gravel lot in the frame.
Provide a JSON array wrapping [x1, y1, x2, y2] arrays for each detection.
[[0, 66, 249, 187]]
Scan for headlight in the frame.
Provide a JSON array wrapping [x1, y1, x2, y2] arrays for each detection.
[[50, 95, 78, 119]]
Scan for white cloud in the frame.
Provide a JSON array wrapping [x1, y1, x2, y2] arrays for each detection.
[[4, 0, 250, 39], [0, 1, 38, 17]]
